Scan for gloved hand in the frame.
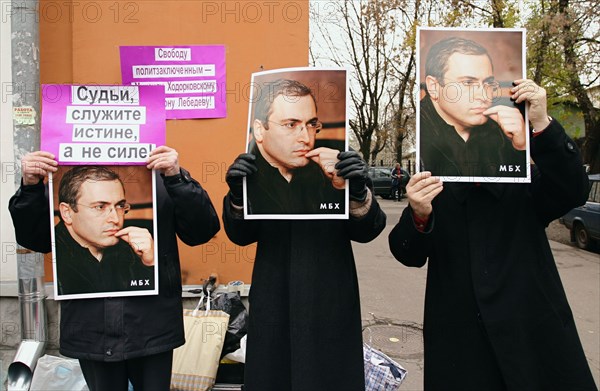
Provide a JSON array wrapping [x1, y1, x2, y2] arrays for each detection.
[[226, 153, 257, 205], [335, 151, 368, 202]]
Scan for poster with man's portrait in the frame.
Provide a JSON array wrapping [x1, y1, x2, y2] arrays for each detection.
[[417, 27, 530, 183], [243, 67, 349, 219], [49, 165, 158, 300]]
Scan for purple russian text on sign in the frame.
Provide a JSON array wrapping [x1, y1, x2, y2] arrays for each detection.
[[41, 84, 166, 165], [119, 45, 226, 120]]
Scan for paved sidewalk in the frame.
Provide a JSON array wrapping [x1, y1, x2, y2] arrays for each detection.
[[355, 198, 600, 390]]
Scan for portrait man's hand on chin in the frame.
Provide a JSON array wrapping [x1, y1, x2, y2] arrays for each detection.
[[420, 36, 527, 178], [56, 165, 154, 295], [241, 78, 347, 215]]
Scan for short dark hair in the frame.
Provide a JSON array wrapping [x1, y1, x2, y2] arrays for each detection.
[[425, 37, 493, 82], [253, 78, 317, 130], [59, 166, 123, 212]]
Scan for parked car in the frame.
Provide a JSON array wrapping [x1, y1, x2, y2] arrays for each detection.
[[368, 166, 410, 199], [559, 173, 600, 250]]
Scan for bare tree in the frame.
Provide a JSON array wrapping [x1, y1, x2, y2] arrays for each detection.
[[449, 0, 600, 173], [556, 0, 600, 173], [444, 0, 519, 27], [311, 0, 402, 164], [388, 0, 422, 167]]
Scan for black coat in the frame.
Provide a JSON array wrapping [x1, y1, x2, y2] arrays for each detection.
[[9, 170, 220, 361], [223, 193, 386, 390], [389, 121, 597, 390]]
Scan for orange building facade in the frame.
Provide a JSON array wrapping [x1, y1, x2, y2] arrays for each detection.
[[38, 0, 310, 286]]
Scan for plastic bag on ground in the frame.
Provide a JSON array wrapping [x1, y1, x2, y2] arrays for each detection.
[[223, 334, 247, 364], [30, 354, 89, 391], [363, 343, 407, 391]]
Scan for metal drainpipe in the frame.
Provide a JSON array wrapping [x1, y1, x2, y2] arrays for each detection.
[[7, 1, 48, 390]]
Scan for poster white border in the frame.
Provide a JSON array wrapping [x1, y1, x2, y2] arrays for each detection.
[[416, 27, 531, 183], [243, 67, 350, 220], [49, 169, 159, 300]]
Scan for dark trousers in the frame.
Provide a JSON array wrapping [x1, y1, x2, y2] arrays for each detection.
[[390, 184, 400, 199], [79, 350, 173, 391]]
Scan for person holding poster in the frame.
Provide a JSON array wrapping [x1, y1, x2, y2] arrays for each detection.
[[389, 80, 597, 390], [9, 146, 221, 390], [420, 36, 527, 179], [222, 78, 387, 389], [54, 166, 155, 295]]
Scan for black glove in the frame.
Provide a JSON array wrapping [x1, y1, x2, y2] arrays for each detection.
[[226, 153, 257, 205], [335, 151, 368, 202]]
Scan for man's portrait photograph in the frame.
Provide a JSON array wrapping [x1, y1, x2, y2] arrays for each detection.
[[243, 68, 349, 219], [417, 28, 530, 182], [50, 165, 158, 299]]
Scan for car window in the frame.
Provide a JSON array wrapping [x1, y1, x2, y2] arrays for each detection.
[[589, 181, 600, 203], [370, 169, 381, 177], [369, 168, 393, 178]]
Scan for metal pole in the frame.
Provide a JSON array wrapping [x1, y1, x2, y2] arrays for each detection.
[[8, 1, 47, 390]]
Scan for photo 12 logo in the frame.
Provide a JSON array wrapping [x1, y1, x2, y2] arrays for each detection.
[[199, 1, 303, 24], [2, 1, 139, 24]]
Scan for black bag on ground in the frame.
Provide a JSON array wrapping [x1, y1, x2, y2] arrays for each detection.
[[211, 292, 248, 359]]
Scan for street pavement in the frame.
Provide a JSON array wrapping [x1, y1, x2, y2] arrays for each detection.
[[355, 197, 600, 390]]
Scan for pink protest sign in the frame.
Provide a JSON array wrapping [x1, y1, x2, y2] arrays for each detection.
[[41, 85, 166, 165], [120, 45, 227, 119]]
